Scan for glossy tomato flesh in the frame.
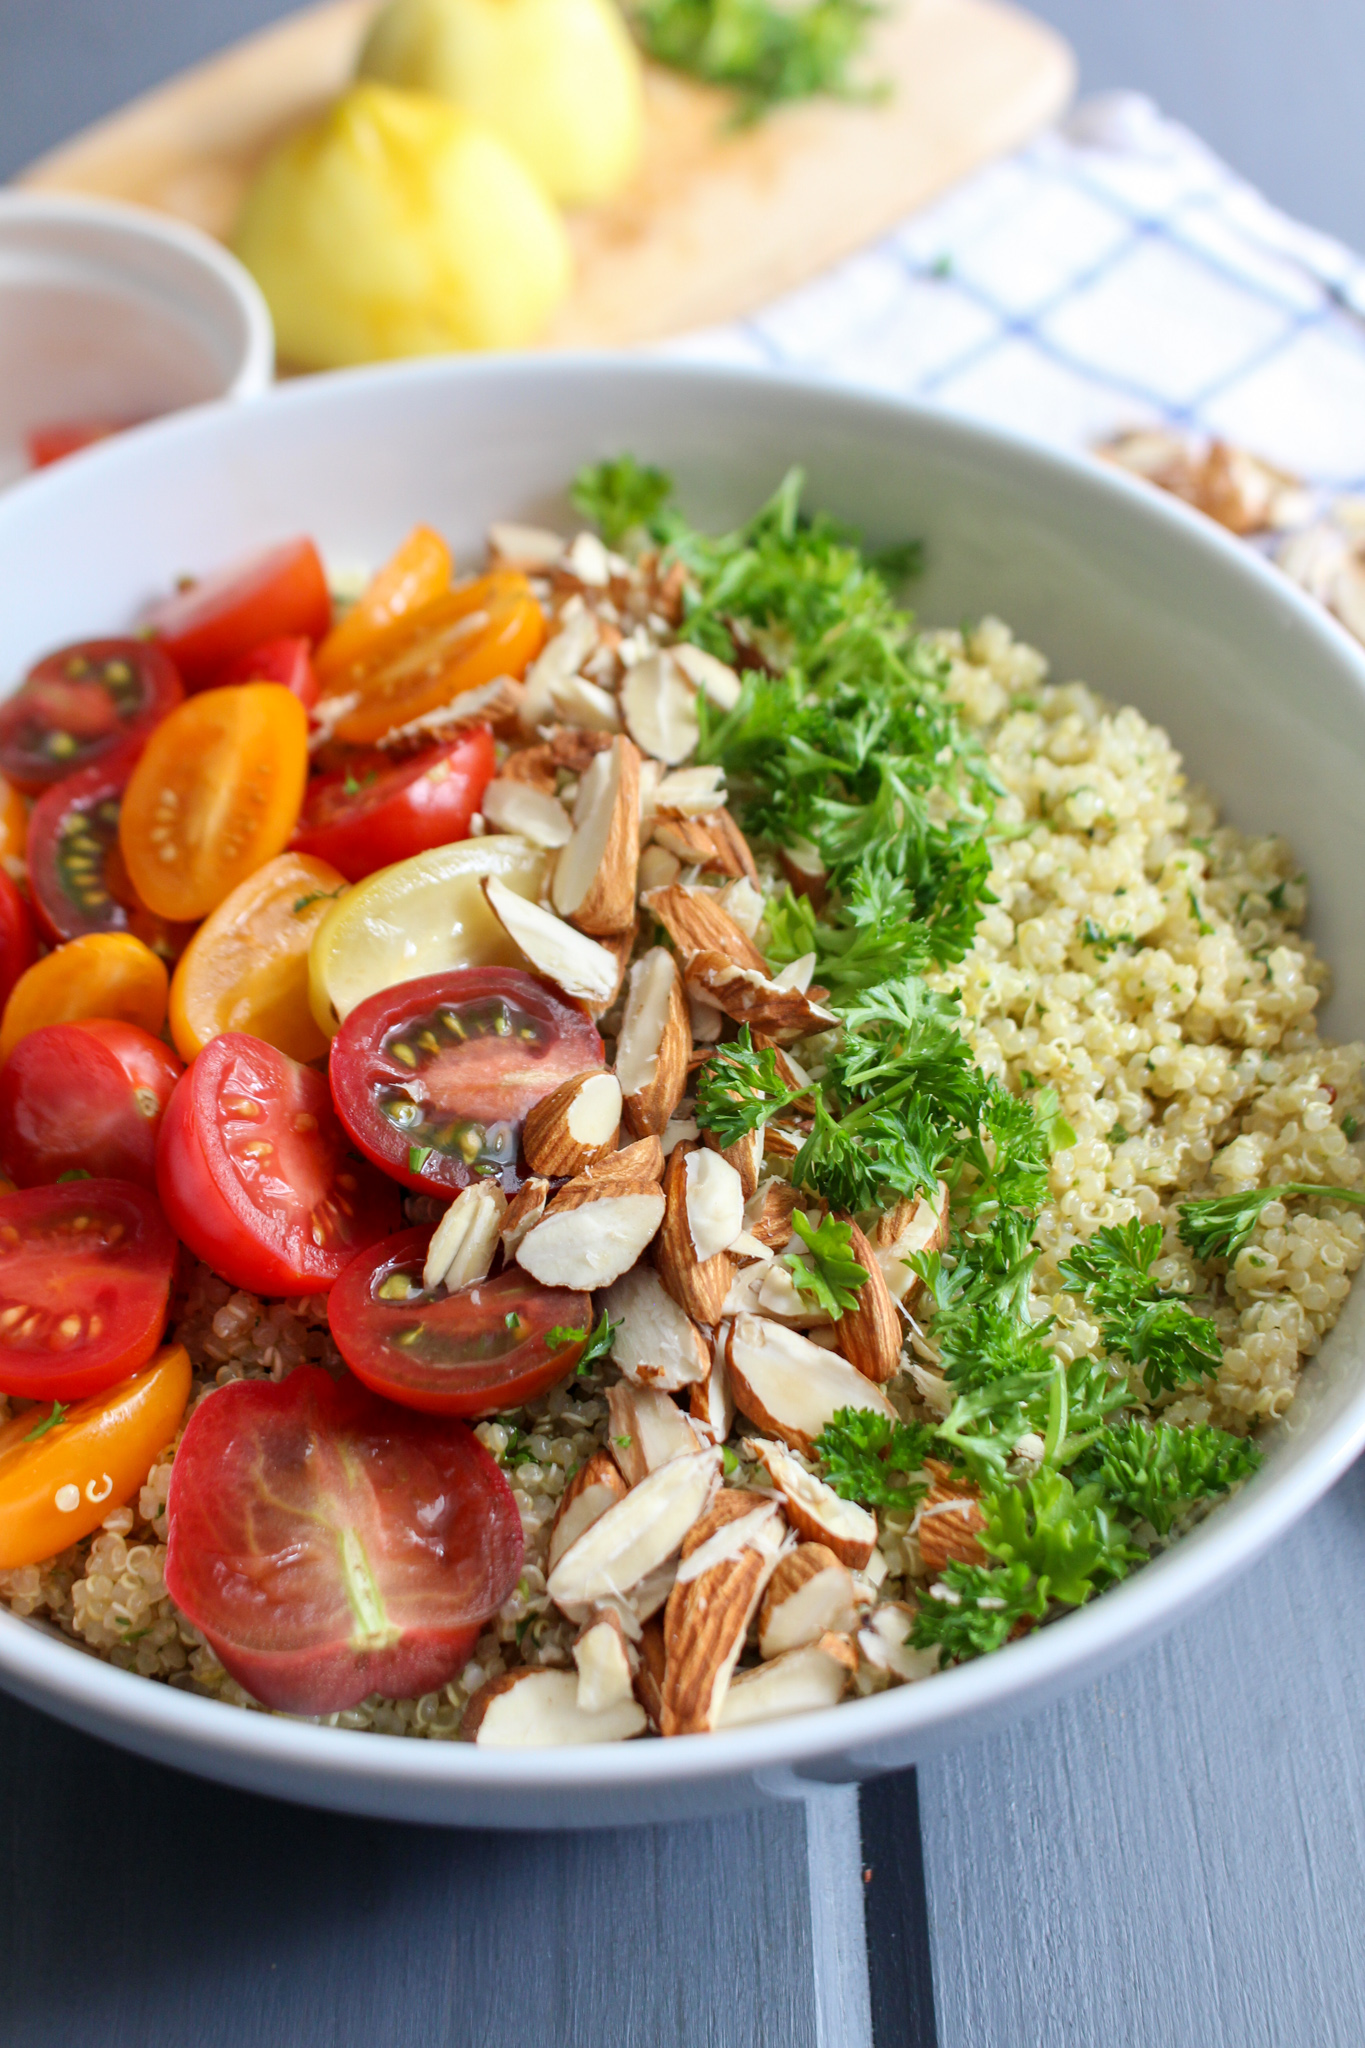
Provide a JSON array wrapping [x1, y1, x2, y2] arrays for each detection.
[[331, 1232, 590, 1416], [0, 639, 183, 794], [329, 968, 603, 1195], [164, 1364, 522, 1713], [0, 1178, 176, 1400], [0, 1020, 182, 1189], [0, 869, 37, 1013], [156, 1031, 401, 1295], [145, 540, 331, 689], [291, 727, 496, 882], [214, 635, 319, 709]]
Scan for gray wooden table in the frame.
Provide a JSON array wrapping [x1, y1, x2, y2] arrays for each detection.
[[3, 6, 1365, 2043]]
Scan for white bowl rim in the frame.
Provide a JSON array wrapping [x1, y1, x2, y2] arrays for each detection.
[[0, 350, 1363, 1799]]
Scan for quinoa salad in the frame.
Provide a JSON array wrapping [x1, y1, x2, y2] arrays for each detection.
[[0, 458, 1359, 1748]]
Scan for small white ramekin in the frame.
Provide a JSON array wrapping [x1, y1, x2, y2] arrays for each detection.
[[0, 191, 273, 489]]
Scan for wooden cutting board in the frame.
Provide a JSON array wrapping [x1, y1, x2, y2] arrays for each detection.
[[16, 0, 1074, 351]]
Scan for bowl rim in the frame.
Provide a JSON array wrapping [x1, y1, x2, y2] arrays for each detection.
[[1, 349, 1363, 1797]]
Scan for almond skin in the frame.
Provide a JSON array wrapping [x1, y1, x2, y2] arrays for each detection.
[[546, 1134, 664, 1210], [833, 1218, 903, 1384], [552, 733, 640, 937], [500, 1176, 549, 1257], [684, 954, 836, 1042], [654, 1143, 734, 1325], [916, 1460, 987, 1574], [661, 1492, 787, 1736], [522, 1070, 623, 1178], [746, 1437, 877, 1570], [548, 1449, 628, 1576], [617, 948, 690, 1140], [757, 1543, 861, 1659], [640, 884, 769, 975]]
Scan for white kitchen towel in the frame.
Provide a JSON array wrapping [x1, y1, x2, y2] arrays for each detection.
[[668, 92, 1365, 489]]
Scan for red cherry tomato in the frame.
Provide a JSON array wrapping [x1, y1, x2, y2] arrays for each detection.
[[0, 1020, 183, 1189], [0, 639, 183, 794], [26, 747, 193, 959], [0, 1178, 175, 1400], [26, 418, 139, 468], [329, 968, 604, 1196], [214, 636, 319, 710], [291, 728, 496, 882], [145, 540, 332, 689], [156, 1031, 401, 1296], [163, 1364, 523, 1714], [0, 871, 37, 1013], [331, 1230, 590, 1416]]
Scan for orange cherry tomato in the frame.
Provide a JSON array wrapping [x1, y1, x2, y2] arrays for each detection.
[[314, 525, 452, 687], [0, 931, 168, 1062], [320, 572, 545, 747], [0, 1343, 191, 1569], [0, 775, 28, 870], [119, 683, 309, 923], [169, 850, 348, 1065]]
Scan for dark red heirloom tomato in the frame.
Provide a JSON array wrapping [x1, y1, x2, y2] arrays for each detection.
[[291, 728, 496, 883], [164, 1364, 523, 1714], [0, 639, 183, 794], [329, 967, 604, 1195], [26, 746, 192, 960], [0, 1020, 182, 1189], [0, 870, 37, 1012], [331, 1230, 590, 1417], [214, 636, 319, 710], [156, 1032, 401, 1296], [145, 540, 331, 689], [0, 1178, 175, 1400]]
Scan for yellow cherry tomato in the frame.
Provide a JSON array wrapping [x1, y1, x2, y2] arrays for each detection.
[[119, 683, 309, 923], [170, 851, 348, 1064], [0, 1343, 190, 1569], [0, 931, 168, 1062], [315, 525, 452, 686]]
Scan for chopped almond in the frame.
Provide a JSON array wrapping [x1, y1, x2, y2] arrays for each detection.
[[916, 1460, 987, 1573], [726, 1314, 897, 1456], [662, 1492, 789, 1735], [551, 734, 640, 936], [834, 1218, 903, 1383], [547, 1450, 628, 1575], [758, 1544, 861, 1658], [603, 1264, 711, 1391], [463, 1667, 645, 1745], [746, 1437, 877, 1569], [546, 1448, 722, 1612], [715, 1633, 855, 1728], [516, 1187, 665, 1290], [422, 1181, 507, 1293], [522, 1070, 622, 1177], [684, 954, 836, 1043], [483, 877, 621, 1005], [615, 947, 689, 1139], [640, 883, 769, 975], [606, 1381, 703, 1487], [655, 1143, 734, 1324]]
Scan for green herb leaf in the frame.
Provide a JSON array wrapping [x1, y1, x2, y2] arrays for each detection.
[[1071, 1417, 1262, 1537], [695, 1026, 802, 1145], [55, 1168, 92, 1183], [545, 1310, 619, 1374], [813, 1406, 935, 1511], [1177, 1182, 1365, 1264], [1059, 1221, 1221, 1399], [632, 0, 882, 122], [978, 1468, 1134, 1606], [570, 456, 675, 549], [23, 1401, 67, 1443], [909, 1560, 1047, 1664], [408, 1145, 432, 1174], [782, 1210, 869, 1318]]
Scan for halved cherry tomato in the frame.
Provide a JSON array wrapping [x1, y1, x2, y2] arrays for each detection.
[[0, 1179, 176, 1401], [332, 1231, 589, 1417], [156, 1032, 401, 1296], [318, 572, 545, 747], [119, 683, 309, 923], [314, 525, 452, 687], [215, 636, 319, 709], [0, 639, 183, 794], [291, 728, 496, 882], [26, 417, 141, 469], [0, 776, 29, 869], [169, 851, 347, 1065], [26, 746, 194, 961], [0, 931, 167, 1063], [329, 968, 603, 1195], [145, 539, 331, 689], [0, 1020, 182, 1189], [0, 1342, 190, 1570], [164, 1364, 522, 1714], [0, 871, 37, 1015]]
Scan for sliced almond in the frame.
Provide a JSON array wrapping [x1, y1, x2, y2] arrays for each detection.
[[604, 1264, 711, 1391], [520, 1070, 622, 1177], [518, 607, 600, 734], [483, 876, 620, 1004], [549, 1133, 663, 1204], [700, 1123, 763, 1203], [500, 1176, 549, 1258], [551, 734, 640, 937], [652, 809, 757, 882], [498, 744, 557, 794], [547, 1449, 628, 1576], [671, 642, 742, 712], [833, 1218, 903, 1384], [546, 1447, 722, 1610], [777, 838, 828, 914], [726, 1314, 897, 1456], [690, 1326, 735, 1445], [661, 1492, 788, 1735], [574, 1610, 637, 1714], [550, 673, 622, 733], [621, 650, 700, 766], [684, 1147, 745, 1262], [687, 991, 725, 1045], [634, 1614, 667, 1729], [586, 919, 637, 1020], [858, 1602, 939, 1684], [758, 1544, 861, 1659], [516, 1187, 664, 1290], [487, 520, 566, 570], [684, 955, 836, 1043], [615, 947, 689, 1139], [917, 1461, 987, 1573], [640, 883, 768, 975], [480, 778, 573, 849], [637, 844, 682, 892], [606, 1380, 702, 1487], [874, 1180, 950, 1307], [733, 1259, 829, 1328], [747, 1437, 877, 1569], [650, 764, 726, 818], [744, 1178, 800, 1251], [662, 1113, 700, 1155], [462, 1667, 645, 1746], [655, 1143, 734, 1324], [771, 953, 815, 994], [715, 1633, 855, 1728], [422, 1180, 508, 1293], [716, 877, 766, 941]]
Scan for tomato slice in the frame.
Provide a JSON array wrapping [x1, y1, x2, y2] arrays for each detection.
[[0, 870, 37, 1015], [163, 1364, 522, 1714], [314, 526, 452, 688], [0, 1179, 176, 1400], [169, 851, 347, 1065], [119, 683, 309, 923], [0, 639, 183, 795], [0, 931, 168, 1063], [215, 635, 319, 709], [156, 1031, 401, 1296], [145, 540, 331, 689], [318, 572, 545, 747], [0, 1020, 182, 1190], [0, 776, 29, 869], [0, 1343, 190, 1570], [329, 968, 603, 1195], [26, 746, 193, 960], [332, 1231, 589, 1416], [291, 728, 496, 882]]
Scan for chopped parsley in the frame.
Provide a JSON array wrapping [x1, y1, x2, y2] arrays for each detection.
[[630, 0, 881, 123], [782, 1210, 868, 1318], [695, 1026, 802, 1144], [1070, 1418, 1261, 1536], [1178, 1183, 1365, 1264], [23, 1401, 67, 1442], [1059, 1221, 1220, 1399], [814, 1407, 935, 1512], [546, 1310, 619, 1374], [407, 1145, 432, 1174], [1081, 916, 1136, 958]]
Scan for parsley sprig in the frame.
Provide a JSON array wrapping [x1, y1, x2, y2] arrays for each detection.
[[813, 1408, 935, 1512], [1178, 1182, 1365, 1263], [546, 1310, 619, 1375], [1070, 1418, 1261, 1536], [631, 0, 882, 124], [1059, 1222, 1221, 1399], [695, 1027, 802, 1144], [782, 1211, 868, 1318]]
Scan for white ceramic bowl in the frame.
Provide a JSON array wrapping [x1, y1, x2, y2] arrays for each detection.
[[0, 192, 273, 490], [0, 356, 1362, 1829]]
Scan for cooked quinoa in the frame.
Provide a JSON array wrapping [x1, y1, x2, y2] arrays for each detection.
[[4, 606, 1358, 1735]]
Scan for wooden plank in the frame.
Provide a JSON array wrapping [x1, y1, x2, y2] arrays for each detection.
[[918, 1456, 1365, 2048], [16, 0, 1075, 349], [860, 1772, 939, 2048]]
